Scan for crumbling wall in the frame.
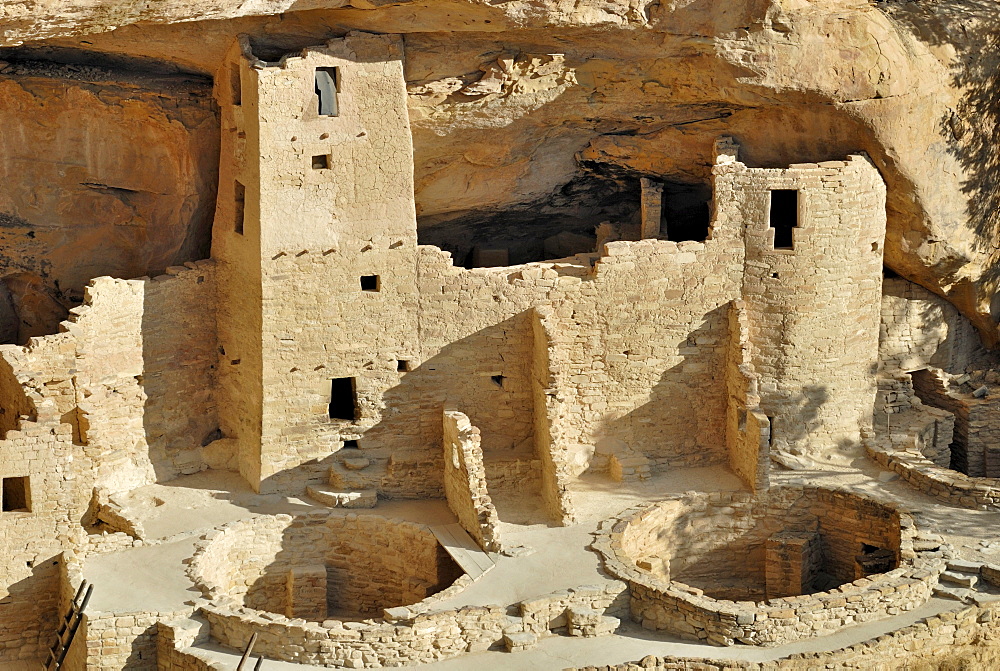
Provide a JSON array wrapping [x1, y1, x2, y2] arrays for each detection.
[[0, 264, 217, 664], [725, 299, 769, 491], [442, 409, 502, 552], [531, 305, 576, 524], [0, 335, 84, 662]]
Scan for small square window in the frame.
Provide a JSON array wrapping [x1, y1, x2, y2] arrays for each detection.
[[2, 476, 29, 512], [397, 360, 410, 372], [343, 439, 359, 449], [491, 375, 505, 389], [360, 275, 380, 292], [312, 155, 329, 170]]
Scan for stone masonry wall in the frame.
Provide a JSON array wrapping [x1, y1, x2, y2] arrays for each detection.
[[729, 144, 887, 465], [592, 487, 940, 646], [725, 300, 769, 491], [442, 409, 502, 552], [190, 512, 461, 619], [0, 265, 216, 665], [567, 603, 1000, 670], [880, 276, 984, 375]]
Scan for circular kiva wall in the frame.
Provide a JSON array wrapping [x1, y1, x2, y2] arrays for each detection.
[[592, 487, 946, 646], [190, 512, 463, 620]]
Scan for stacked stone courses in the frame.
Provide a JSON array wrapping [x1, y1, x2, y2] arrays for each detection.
[[9, 26, 998, 671], [592, 488, 943, 646]]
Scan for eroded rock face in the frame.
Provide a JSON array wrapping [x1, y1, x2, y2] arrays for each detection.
[[0, 59, 217, 337], [0, 0, 998, 343]]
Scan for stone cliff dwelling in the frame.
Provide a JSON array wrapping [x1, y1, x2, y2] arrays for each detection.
[[3, 1, 1000, 669]]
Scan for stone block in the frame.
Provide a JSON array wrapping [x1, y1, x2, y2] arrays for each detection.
[[503, 631, 538, 652]]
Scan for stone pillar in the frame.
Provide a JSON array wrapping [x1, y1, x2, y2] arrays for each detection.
[[639, 178, 664, 239], [286, 564, 328, 621], [765, 531, 821, 598]]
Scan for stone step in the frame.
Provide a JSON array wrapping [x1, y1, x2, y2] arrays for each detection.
[[941, 570, 978, 588], [933, 586, 974, 603], [305, 485, 377, 508], [503, 631, 538, 652], [947, 559, 982, 574]]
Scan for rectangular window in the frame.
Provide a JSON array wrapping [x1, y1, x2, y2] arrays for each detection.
[[360, 275, 380, 292], [230, 63, 242, 106], [769, 189, 798, 249], [315, 67, 339, 117], [234, 180, 246, 235], [329, 377, 357, 421], [397, 360, 410, 372], [312, 154, 330, 170], [2, 476, 29, 512]]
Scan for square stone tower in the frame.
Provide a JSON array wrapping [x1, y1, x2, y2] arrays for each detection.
[[211, 32, 418, 489]]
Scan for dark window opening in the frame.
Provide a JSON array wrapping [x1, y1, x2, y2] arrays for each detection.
[[491, 375, 505, 388], [312, 155, 329, 170], [343, 439, 359, 449], [230, 63, 241, 105], [397, 360, 410, 372], [883, 266, 900, 279], [856, 543, 896, 577], [663, 183, 712, 243], [315, 67, 339, 117], [360, 275, 380, 292], [329, 377, 358, 421], [765, 416, 774, 446], [769, 190, 798, 249], [2, 476, 29, 512], [234, 180, 246, 235]]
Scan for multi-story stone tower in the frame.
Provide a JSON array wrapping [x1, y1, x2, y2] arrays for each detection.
[[713, 138, 887, 466], [212, 33, 418, 490]]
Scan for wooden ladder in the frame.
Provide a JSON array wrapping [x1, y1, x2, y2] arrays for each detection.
[[45, 580, 93, 670]]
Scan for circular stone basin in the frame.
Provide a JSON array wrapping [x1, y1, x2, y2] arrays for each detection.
[[593, 487, 945, 646], [190, 512, 463, 621]]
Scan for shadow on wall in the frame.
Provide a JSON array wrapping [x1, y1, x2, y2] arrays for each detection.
[[887, 3, 1000, 291], [767, 384, 830, 452], [948, 26, 1000, 288], [255, 311, 539, 506], [140, 270, 221, 483], [238, 518, 463, 621], [596, 305, 731, 469], [0, 552, 63, 661]]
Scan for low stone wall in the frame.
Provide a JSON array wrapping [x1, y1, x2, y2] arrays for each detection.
[[483, 457, 542, 497], [592, 487, 944, 646], [198, 580, 626, 667], [569, 603, 1000, 670], [189, 511, 461, 619], [61, 551, 195, 671], [868, 439, 1000, 510], [442, 409, 502, 552]]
